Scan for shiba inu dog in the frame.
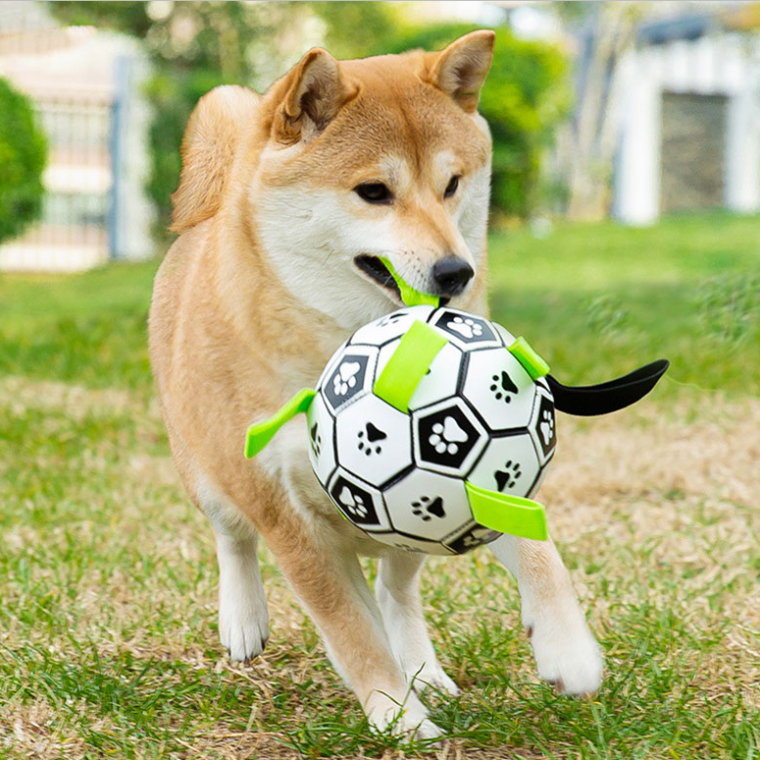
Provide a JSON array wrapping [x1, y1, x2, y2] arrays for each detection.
[[148, 31, 602, 739]]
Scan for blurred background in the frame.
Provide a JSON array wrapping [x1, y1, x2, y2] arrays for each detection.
[[0, 0, 758, 390]]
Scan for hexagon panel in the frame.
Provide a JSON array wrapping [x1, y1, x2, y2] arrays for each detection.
[[467, 433, 541, 499], [413, 397, 488, 477], [327, 469, 390, 531], [321, 345, 378, 414], [305, 392, 336, 487], [461, 348, 537, 433], [384, 469, 471, 542], [335, 395, 412, 487], [371, 531, 455, 556], [529, 388, 556, 464], [376, 339, 462, 412], [443, 522, 502, 555], [350, 306, 435, 347], [428, 308, 502, 351]]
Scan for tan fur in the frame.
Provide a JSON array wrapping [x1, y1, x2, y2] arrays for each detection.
[[149, 31, 600, 738]]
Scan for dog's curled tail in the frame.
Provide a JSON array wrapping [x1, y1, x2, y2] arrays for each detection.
[[171, 85, 260, 233]]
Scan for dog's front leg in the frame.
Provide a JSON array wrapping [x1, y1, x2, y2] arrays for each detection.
[[264, 518, 442, 740], [489, 534, 603, 695], [376, 551, 459, 696]]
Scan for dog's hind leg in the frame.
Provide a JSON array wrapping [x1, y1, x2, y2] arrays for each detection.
[[376, 551, 459, 696], [197, 475, 270, 661], [489, 534, 603, 696]]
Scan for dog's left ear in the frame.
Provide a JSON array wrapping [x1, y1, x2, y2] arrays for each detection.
[[426, 30, 495, 113], [273, 48, 355, 144]]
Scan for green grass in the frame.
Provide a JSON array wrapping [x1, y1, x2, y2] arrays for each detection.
[[1, 213, 758, 759]]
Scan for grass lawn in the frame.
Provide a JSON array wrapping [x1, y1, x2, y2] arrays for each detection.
[[1, 213, 758, 759]]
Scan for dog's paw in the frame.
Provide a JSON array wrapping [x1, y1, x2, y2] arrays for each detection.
[[408, 662, 460, 697], [366, 691, 443, 743], [528, 613, 603, 696], [219, 589, 270, 662]]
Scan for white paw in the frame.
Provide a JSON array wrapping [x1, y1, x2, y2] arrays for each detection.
[[528, 614, 603, 696], [366, 691, 443, 742], [219, 589, 270, 662], [408, 662, 460, 697]]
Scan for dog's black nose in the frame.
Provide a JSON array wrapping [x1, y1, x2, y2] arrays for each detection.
[[432, 256, 474, 296]]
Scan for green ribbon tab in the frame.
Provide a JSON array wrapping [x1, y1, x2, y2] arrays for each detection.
[[244, 388, 316, 458], [379, 257, 440, 308], [373, 320, 448, 413], [465, 481, 548, 541], [508, 336, 550, 380]]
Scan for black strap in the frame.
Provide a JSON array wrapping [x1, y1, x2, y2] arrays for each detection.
[[546, 359, 669, 417]]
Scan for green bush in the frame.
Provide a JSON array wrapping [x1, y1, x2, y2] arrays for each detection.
[[0, 78, 47, 245]]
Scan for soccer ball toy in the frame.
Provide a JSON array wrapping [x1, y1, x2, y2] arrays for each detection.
[[244, 304, 669, 556]]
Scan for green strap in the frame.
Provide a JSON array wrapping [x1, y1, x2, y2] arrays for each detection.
[[465, 481, 548, 541], [373, 320, 448, 412], [379, 257, 440, 308], [508, 336, 550, 380], [244, 388, 316, 458]]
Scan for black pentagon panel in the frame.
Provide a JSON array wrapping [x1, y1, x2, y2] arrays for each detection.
[[430, 309, 501, 350], [416, 402, 485, 473], [323, 352, 371, 412], [531, 391, 556, 462], [329, 475, 383, 529], [445, 523, 502, 554]]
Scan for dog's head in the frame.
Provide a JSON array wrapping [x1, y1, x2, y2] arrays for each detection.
[[173, 32, 494, 329]]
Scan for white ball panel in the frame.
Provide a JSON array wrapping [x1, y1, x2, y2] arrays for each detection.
[[376, 339, 462, 412], [384, 469, 471, 542], [335, 395, 413, 486], [462, 348, 536, 432], [350, 306, 435, 347], [370, 531, 455, 556], [306, 392, 336, 487], [467, 433, 541, 499]]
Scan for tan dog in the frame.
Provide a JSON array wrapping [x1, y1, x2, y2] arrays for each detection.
[[148, 31, 602, 739]]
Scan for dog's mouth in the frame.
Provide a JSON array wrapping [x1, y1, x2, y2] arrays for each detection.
[[353, 255, 448, 307]]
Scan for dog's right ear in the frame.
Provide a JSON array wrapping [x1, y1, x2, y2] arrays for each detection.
[[171, 85, 259, 233], [273, 48, 355, 145]]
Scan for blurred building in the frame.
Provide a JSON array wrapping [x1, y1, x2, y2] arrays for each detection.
[[613, 6, 760, 224], [0, 0, 153, 272]]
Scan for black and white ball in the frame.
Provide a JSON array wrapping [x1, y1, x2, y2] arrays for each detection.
[[306, 306, 556, 555]]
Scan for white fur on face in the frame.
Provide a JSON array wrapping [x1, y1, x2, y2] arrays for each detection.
[[254, 140, 491, 327]]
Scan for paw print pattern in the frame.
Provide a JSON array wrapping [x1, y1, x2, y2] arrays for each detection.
[[310, 422, 321, 457], [428, 416, 469, 455], [329, 476, 381, 527], [494, 460, 522, 492], [490, 370, 518, 404], [337, 485, 367, 519], [356, 422, 387, 456], [446, 525, 501, 554], [377, 313, 405, 328], [411, 495, 446, 521], [539, 409, 555, 447], [449, 316, 483, 340], [333, 361, 361, 396]]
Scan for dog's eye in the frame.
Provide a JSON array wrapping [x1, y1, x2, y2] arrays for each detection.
[[444, 175, 460, 198], [355, 183, 393, 205]]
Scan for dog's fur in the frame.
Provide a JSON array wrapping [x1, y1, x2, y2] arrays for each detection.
[[148, 32, 602, 738]]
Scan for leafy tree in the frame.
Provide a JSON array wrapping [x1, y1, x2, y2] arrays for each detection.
[[0, 78, 47, 245]]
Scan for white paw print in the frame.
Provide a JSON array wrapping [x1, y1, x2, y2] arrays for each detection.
[[449, 316, 483, 340], [539, 409, 555, 446], [428, 416, 468, 455], [332, 361, 360, 396], [338, 486, 368, 519]]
